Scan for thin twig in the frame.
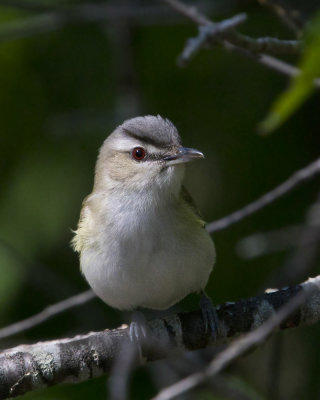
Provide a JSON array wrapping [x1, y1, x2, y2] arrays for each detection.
[[163, 0, 311, 83], [152, 276, 318, 400], [163, 0, 302, 58], [0, 290, 95, 340], [225, 31, 302, 55], [178, 13, 247, 66], [108, 341, 138, 400], [163, 0, 210, 25], [256, 0, 304, 36], [224, 45, 320, 88], [206, 156, 320, 233]]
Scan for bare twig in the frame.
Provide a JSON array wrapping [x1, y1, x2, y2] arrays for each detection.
[[206, 156, 320, 233], [178, 13, 247, 66], [163, 0, 209, 25], [152, 276, 320, 400], [108, 341, 138, 400], [163, 0, 302, 58], [0, 276, 319, 399], [225, 31, 302, 55], [163, 0, 313, 83], [0, 290, 95, 340], [224, 46, 320, 88], [256, 0, 304, 36]]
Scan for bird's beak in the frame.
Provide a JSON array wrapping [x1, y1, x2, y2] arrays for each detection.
[[163, 147, 204, 166]]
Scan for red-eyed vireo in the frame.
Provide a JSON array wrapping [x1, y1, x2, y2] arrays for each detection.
[[72, 115, 217, 338]]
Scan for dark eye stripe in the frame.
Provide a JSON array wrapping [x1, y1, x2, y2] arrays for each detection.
[[145, 153, 165, 162]]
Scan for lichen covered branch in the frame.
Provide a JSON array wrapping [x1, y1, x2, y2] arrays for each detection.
[[1, 276, 320, 399]]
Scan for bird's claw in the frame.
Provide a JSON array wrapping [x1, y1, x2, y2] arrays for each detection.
[[200, 292, 219, 340], [128, 311, 149, 344]]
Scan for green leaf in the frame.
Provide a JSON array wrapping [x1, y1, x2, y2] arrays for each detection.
[[259, 12, 320, 134]]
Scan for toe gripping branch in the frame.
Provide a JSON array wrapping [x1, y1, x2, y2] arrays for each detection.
[[129, 311, 149, 344], [200, 291, 220, 340]]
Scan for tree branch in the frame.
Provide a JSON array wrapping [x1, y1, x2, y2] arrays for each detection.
[[256, 0, 304, 36], [163, 0, 310, 82], [223, 46, 320, 88], [225, 31, 302, 55], [0, 290, 95, 340], [1, 276, 320, 399], [152, 277, 317, 400], [178, 13, 248, 66], [206, 156, 320, 233]]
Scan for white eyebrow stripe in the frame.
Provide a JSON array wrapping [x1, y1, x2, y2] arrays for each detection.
[[110, 137, 162, 155]]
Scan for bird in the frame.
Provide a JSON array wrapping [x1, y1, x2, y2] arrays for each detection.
[[72, 115, 217, 339]]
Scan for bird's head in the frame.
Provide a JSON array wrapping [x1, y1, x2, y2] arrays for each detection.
[[94, 115, 204, 196]]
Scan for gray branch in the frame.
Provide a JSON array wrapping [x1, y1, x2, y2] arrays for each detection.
[[179, 25, 301, 66], [163, 0, 302, 56], [0, 290, 95, 340], [224, 31, 302, 55], [153, 277, 319, 400], [163, 0, 307, 80], [1, 276, 320, 399], [206, 156, 320, 233], [178, 13, 248, 66], [256, 0, 304, 35]]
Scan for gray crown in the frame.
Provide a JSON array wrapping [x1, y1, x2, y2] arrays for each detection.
[[120, 115, 181, 148]]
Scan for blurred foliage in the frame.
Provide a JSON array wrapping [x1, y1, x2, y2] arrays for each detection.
[[0, 0, 320, 399], [260, 11, 320, 133]]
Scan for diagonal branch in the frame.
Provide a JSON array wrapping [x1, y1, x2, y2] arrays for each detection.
[[206, 156, 320, 233], [152, 277, 317, 400], [224, 31, 302, 55], [223, 44, 320, 88], [163, 0, 302, 56], [0, 290, 95, 340], [163, 0, 310, 82], [0, 276, 320, 399], [178, 13, 247, 66], [256, 0, 304, 36]]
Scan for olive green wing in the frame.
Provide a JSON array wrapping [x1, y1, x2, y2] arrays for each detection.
[[71, 194, 91, 253], [181, 185, 206, 228]]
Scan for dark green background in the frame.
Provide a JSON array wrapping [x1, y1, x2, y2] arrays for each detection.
[[0, 1, 319, 399]]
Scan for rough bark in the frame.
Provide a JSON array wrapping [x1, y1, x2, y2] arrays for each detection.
[[0, 276, 319, 400]]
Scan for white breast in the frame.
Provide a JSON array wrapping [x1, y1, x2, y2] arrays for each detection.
[[80, 188, 215, 311]]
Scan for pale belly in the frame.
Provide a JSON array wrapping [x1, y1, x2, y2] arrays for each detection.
[[80, 222, 215, 310]]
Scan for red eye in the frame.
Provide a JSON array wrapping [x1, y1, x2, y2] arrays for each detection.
[[132, 147, 146, 161]]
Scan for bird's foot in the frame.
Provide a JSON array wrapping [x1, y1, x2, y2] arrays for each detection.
[[200, 291, 220, 340], [128, 311, 150, 345]]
